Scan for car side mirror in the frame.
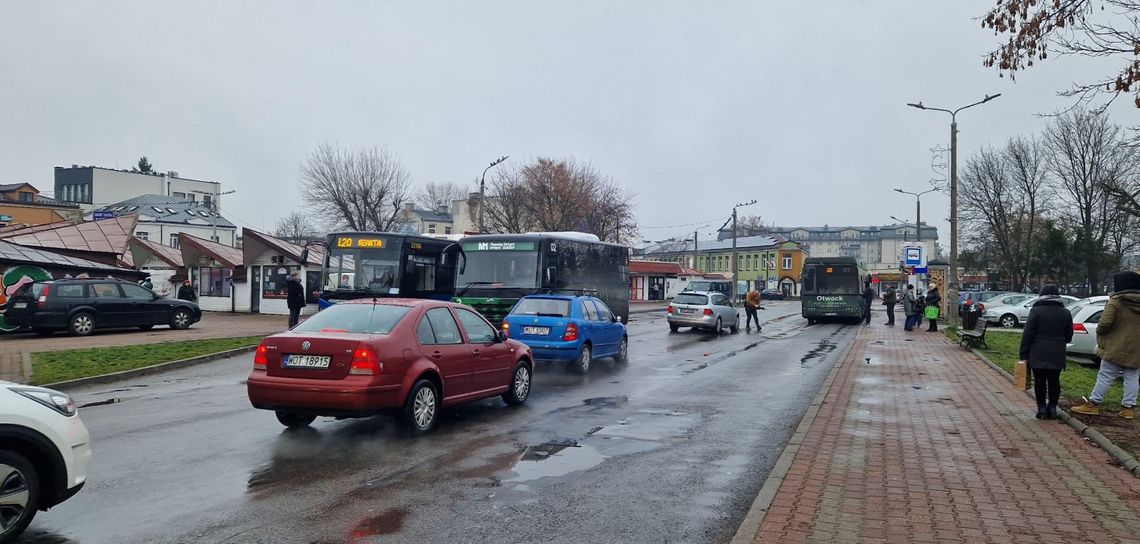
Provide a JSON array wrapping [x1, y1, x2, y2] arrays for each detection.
[[497, 330, 508, 343], [615, 315, 623, 323]]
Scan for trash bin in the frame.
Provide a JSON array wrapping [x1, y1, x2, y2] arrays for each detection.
[[962, 306, 980, 330]]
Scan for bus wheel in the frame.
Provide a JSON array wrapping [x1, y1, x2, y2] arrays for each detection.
[[807, 318, 816, 325]]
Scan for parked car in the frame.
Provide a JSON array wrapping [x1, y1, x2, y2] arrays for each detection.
[[683, 279, 732, 297], [760, 288, 785, 300], [1066, 295, 1110, 317], [0, 382, 91, 542], [667, 291, 740, 333], [957, 290, 1014, 315], [1068, 304, 1105, 362], [3, 278, 201, 336], [502, 294, 627, 374], [982, 295, 1081, 328], [246, 299, 533, 434]]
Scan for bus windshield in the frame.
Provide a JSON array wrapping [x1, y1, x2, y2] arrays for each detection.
[[325, 246, 401, 293], [803, 265, 860, 295], [457, 249, 540, 290]]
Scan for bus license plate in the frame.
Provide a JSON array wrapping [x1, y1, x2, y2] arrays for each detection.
[[523, 326, 550, 336], [284, 355, 331, 369]]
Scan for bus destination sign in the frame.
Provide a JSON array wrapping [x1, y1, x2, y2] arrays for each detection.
[[462, 242, 535, 251], [336, 237, 385, 249]]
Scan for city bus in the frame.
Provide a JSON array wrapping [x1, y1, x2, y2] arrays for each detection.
[[313, 231, 464, 308], [800, 256, 868, 324], [453, 232, 630, 325]]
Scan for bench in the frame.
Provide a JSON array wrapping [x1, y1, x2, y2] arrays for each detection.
[[956, 318, 988, 350]]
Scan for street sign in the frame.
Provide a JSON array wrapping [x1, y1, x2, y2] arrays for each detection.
[[903, 244, 927, 268], [92, 211, 115, 220]]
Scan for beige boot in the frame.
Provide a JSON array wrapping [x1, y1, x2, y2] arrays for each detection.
[[1070, 398, 1101, 416], [1121, 407, 1135, 420]]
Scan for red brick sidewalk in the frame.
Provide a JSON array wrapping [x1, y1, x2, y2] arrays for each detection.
[[750, 324, 1140, 544]]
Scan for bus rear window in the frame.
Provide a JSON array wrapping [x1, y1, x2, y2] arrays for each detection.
[[673, 293, 709, 305], [511, 298, 571, 317]]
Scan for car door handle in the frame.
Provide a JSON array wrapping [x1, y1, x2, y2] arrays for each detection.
[[431, 351, 443, 360], [472, 349, 481, 356]]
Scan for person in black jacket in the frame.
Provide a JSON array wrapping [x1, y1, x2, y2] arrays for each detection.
[[177, 280, 197, 302], [286, 271, 306, 329], [861, 282, 875, 325], [925, 286, 942, 331], [1019, 284, 1074, 420]]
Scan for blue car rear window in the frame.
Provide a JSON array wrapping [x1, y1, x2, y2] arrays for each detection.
[[512, 298, 571, 317]]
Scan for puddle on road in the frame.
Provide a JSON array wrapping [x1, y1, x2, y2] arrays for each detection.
[[800, 339, 837, 365], [583, 396, 628, 407], [506, 441, 606, 483], [349, 507, 409, 541], [77, 398, 121, 408]]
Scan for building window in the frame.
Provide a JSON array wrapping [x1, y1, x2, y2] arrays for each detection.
[[136, 231, 149, 240], [783, 255, 792, 270], [203, 195, 212, 209], [170, 235, 180, 248], [427, 223, 436, 234], [198, 266, 232, 297], [211, 235, 220, 243], [18, 192, 33, 202], [262, 266, 299, 299], [173, 192, 186, 199], [444, 226, 452, 235]]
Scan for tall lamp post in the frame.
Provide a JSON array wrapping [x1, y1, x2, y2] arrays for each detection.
[[906, 93, 1000, 328], [478, 155, 509, 233], [892, 187, 937, 243], [731, 199, 757, 301]]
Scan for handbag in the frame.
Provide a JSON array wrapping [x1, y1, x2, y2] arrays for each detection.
[[923, 305, 940, 320]]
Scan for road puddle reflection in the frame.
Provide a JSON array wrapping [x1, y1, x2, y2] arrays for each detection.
[[506, 441, 606, 482]]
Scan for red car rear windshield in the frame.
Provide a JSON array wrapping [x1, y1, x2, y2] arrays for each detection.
[[292, 304, 411, 334], [511, 298, 571, 317]]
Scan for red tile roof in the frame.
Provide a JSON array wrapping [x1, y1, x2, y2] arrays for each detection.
[[630, 260, 682, 275]]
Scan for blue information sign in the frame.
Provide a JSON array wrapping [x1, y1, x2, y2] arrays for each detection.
[[92, 211, 115, 220]]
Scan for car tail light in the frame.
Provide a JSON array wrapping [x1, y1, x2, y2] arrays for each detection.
[[1073, 323, 1088, 334], [703, 308, 713, 316], [350, 347, 382, 375], [253, 343, 269, 370], [667, 305, 673, 314], [563, 323, 579, 342], [37, 284, 51, 309]]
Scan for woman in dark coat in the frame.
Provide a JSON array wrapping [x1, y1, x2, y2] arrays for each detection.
[[1018, 284, 1074, 419], [924, 286, 942, 332]]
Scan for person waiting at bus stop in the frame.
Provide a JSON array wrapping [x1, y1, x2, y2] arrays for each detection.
[[286, 272, 306, 329], [861, 281, 875, 325], [903, 285, 919, 331], [925, 286, 942, 332], [744, 287, 762, 332]]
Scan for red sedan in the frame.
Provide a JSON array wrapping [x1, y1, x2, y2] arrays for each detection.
[[246, 299, 534, 434]]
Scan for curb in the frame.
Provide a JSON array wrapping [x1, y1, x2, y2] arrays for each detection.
[[729, 327, 858, 544], [43, 346, 258, 391], [970, 348, 1140, 477]]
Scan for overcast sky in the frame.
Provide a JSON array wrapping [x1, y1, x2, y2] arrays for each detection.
[[1, 1, 1134, 243]]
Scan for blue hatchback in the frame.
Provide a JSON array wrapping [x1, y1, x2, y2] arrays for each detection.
[[503, 295, 628, 373]]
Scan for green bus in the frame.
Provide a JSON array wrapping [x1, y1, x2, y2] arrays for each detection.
[[800, 257, 867, 324], [453, 232, 630, 326]]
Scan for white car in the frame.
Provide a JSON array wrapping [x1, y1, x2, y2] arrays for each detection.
[[667, 291, 740, 333], [1068, 304, 1107, 361], [0, 382, 91, 542], [982, 295, 1081, 328], [1065, 295, 1110, 317]]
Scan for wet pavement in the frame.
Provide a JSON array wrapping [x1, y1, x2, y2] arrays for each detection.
[[24, 302, 856, 544]]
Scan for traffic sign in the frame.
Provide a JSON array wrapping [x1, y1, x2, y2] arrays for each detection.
[[92, 211, 115, 220]]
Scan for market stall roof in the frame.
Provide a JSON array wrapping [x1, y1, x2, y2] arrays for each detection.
[[129, 236, 184, 268], [241, 228, 325, 266], [0, 238, 141, 276], [177, 233, 243, 268]]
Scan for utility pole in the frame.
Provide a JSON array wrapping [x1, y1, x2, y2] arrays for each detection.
[[693, 230, 699, 270], [211, 190, 236, 246], [477, 155, 509, 233], [730, 199, 757, 301]]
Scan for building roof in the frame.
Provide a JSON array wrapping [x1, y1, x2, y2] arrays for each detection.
[[91, 195, 235, 228], [56, 165, 220, 186], [129, 236, 184, 268], [629, 260, 682, 275], [178, 233, 243, 268], [5, 215, 138, 257], [678, 267, 704, 276], [0, 238, 139, 274], [409, 207, 453, 222], [241, 228, 325, 266], [0, 183, 34, 193]]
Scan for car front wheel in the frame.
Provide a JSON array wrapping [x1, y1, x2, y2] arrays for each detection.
[[405, 379, 440, 434], [69, 312, 95, 336], [170, 309, 193, 330], [0, 450, 40, 542], [502, 362, 532, 406]]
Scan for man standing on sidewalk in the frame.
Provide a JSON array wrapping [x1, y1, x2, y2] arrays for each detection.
[[861, 281, 875, 325], [286, 271, 306, 329], [1072, 271, 1140, 420], [882, 285, 897, 326], [903, 285, 918, 331]]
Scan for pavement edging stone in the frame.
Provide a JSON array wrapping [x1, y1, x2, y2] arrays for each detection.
[[729, 327, 858, 544], [44, 346, 258, 391], [970, 347, 1140, 477]]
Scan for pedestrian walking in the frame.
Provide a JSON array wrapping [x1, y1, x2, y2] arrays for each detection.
[[882, 285, 897, 326], [140, 276, 153, 291], [903, 285, 918, 331], [744, 287, 762, 332], [924, 286, 941, 332], [286, 271, 307, 329], [1018, 284, 1074, 420], [177, 280, 197, 302], [1071, 271, 1140, 420], [861, 281, 875, 325]]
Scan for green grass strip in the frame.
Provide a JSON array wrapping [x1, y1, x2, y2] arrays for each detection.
[[947, 327, 1124, 410], [31, 336, 263, 385]]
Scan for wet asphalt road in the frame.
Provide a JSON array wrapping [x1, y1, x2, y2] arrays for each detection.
[[24, 301, 857, 544]]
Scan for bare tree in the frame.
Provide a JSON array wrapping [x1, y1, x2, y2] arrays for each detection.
[[481, 157, 638, 243], [273, 211, 320, 244], [416, 181, 468, 212], [735, 215, 773, 237], [981, 1, 1140, 110], [299, 143, 411, 232], [1046, 109, 1136, 292]]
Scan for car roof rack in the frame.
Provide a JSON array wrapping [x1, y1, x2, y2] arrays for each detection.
[[533, 288, 599, 296]]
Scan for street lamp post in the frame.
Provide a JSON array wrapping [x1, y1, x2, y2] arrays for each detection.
[[478, 155, 509, 234], [731, 199, 757, 301], [907, 94, 1000, 328], [893, 187, 937, 243]]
